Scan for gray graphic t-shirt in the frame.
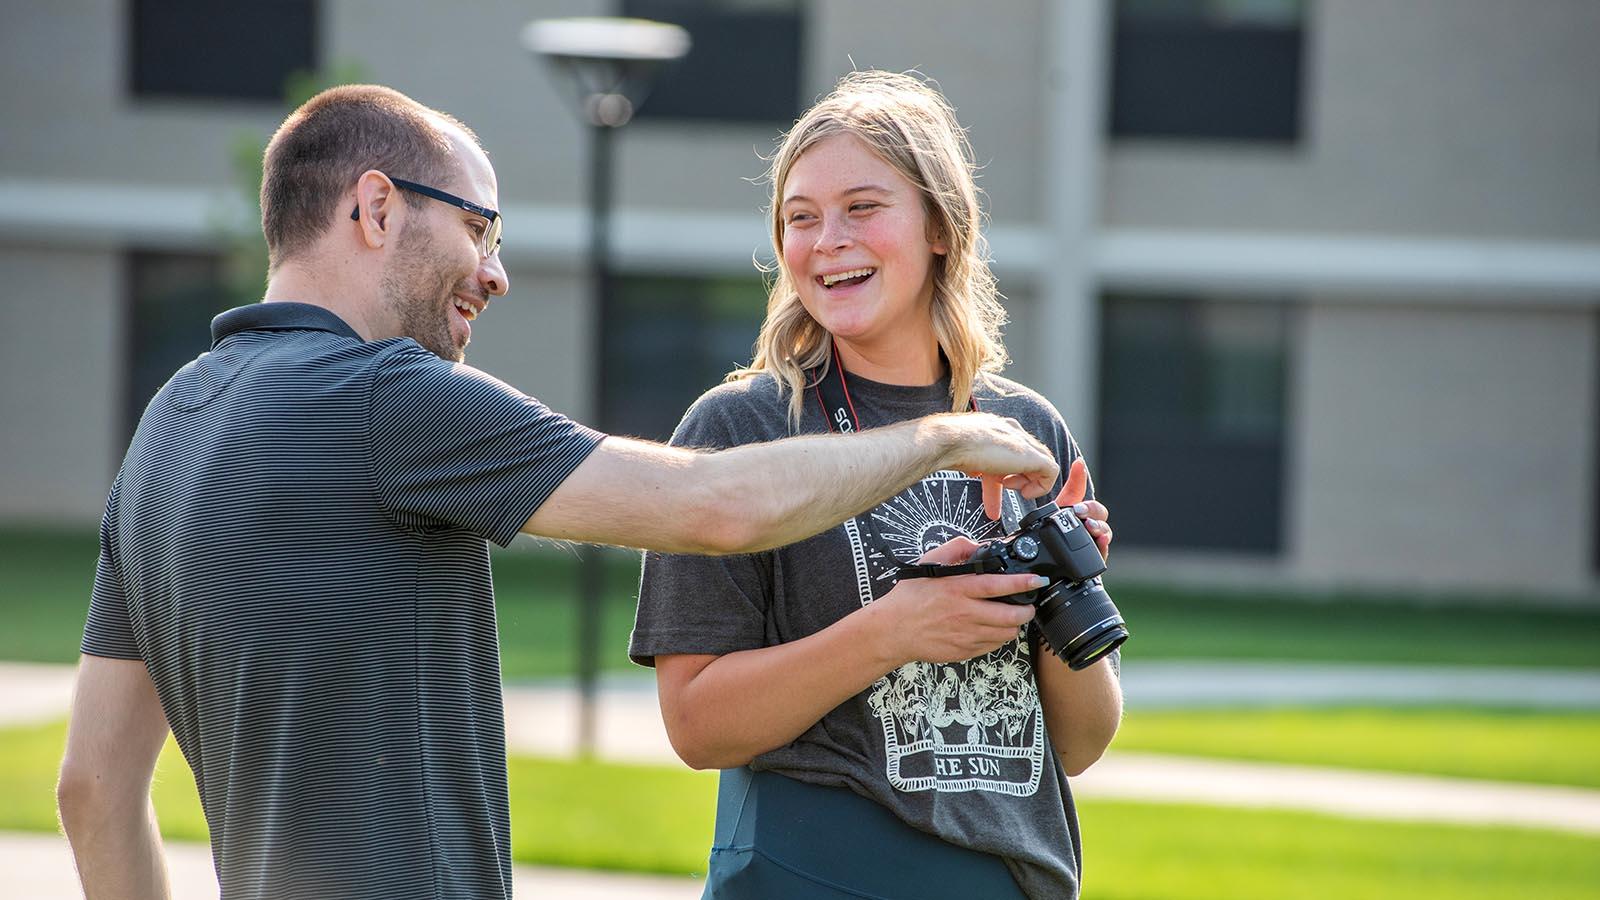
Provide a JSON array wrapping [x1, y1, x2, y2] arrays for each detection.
[[631, 370, 1101, 900]]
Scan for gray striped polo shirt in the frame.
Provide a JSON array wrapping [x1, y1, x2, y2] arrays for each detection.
[[82, 302, 603, 899]]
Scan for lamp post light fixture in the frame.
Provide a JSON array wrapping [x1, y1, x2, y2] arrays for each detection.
[[523, 16, 689, 759], [524, 17, 690, 128]]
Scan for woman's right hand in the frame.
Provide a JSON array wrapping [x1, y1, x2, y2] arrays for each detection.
[[870, 537, 1042, 666]]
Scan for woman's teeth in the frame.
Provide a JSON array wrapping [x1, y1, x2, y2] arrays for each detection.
[[820, 268, 875, 288]]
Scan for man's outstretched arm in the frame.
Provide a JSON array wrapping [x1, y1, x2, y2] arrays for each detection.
[[58, 655, 172, 900], [523, 411, 1059, 554]]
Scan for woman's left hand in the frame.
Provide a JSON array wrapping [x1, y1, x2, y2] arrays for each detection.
[[1053, 458, 1112, 561]]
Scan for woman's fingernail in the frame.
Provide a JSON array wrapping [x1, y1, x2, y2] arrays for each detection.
[[1072, 503, 1088, 515], [1030, 576, 1051, 589]]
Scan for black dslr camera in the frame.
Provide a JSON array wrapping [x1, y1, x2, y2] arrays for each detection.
[[900, 502, 1128, 670], [969, 502, 1128, 669]]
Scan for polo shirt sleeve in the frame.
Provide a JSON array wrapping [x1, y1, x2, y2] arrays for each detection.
[[368, 344, 604, 547], [82, 472, 141, 660]]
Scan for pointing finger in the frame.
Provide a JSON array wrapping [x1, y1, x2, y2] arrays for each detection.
[[982, 474, 1002, 520]]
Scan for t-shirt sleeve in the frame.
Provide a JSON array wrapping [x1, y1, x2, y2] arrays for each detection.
[[629, 389, 774, 667], [369, 345, 605, 547], [81, 472, 141, 660]]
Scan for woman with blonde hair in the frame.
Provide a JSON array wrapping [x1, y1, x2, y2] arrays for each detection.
[[630, 71, 1122, 899]]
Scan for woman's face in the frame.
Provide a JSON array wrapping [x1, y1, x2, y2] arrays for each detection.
[[780, 133, 947, 354]]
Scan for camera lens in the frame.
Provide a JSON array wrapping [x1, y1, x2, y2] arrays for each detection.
[[1034, 578, 1128, 670]]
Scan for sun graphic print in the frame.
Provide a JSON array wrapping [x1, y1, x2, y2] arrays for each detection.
[[853, 470, 1047, 796]]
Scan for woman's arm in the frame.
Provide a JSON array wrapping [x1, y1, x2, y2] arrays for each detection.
[[655, 540, 1047, 770], [1034, 650, 1123, 776]]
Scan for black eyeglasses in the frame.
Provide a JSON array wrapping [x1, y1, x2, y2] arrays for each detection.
[[350, 177, 503, 259]]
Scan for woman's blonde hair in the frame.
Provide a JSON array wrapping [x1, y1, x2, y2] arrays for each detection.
[[731, 70, 1009, 427]]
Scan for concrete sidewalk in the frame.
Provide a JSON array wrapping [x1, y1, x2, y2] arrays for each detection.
[[14, 659, 1598, 733]]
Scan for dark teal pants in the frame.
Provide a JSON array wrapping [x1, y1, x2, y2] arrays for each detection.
[[703, 768, 1028, 900]]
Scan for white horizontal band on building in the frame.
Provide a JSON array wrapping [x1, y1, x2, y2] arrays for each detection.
[[4, 176, 1597, 301]]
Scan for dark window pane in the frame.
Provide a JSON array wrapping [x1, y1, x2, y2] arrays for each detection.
[[1120, 0, 1305, 27], [130, 0, 317, 102], [1110, 0, 1305, 142], [604, 275, 767, 441], [1097, 295, 1290, 553], [621, 0, 803, 123], [124, 252, 227, 444]]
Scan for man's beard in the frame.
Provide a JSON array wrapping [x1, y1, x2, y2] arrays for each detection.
[[380, 226, 469, 362]]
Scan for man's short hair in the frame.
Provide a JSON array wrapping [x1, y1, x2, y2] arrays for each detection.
[[260, 84, 480, 270]]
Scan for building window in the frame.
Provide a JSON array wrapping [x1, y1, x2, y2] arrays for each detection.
[[1109, 0, 1307, 142], [129, 0, 317, 102], [604, 275, 767, 441], [1097, 294, 1291, 553], [620, 0, 803, 124], [124, 252, 228, 443]]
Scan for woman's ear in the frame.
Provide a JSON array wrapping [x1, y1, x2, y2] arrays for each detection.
[[928, 215, 950, 256]]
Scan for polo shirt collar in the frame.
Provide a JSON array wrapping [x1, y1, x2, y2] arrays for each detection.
[[211, 302, 363, 348]]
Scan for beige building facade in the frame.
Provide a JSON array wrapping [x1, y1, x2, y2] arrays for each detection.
[[2, 0, 1596, 599]]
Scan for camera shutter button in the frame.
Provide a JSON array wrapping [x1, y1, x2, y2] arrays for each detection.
[[1014, 536, 1040, 561]]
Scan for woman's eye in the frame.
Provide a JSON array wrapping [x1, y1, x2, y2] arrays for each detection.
[[787, 212, 814, 225], [850, 202, 879, 213]]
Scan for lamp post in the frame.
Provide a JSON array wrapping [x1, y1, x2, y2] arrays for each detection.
[[523, 17, 689, 758]]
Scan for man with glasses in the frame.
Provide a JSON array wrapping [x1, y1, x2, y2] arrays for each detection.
[[56, 84, 1059, 900]]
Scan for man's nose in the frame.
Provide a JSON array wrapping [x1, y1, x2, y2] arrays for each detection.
[[479, 254, 510, 297]]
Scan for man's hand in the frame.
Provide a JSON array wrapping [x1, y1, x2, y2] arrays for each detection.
[[932, 412, 1060, 520], [1053, 458, 1112, 560], [872, 537, 1041, 665]]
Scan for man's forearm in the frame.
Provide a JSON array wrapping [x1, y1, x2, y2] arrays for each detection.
[[61, 795, 171, 900], [692, 416, 953, 553], [521, 412, 1053, 555]]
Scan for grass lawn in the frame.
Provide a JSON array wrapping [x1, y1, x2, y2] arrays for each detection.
[[6, 719, 1598, 897], [1114, 706, 1600, 789], [6, 527, 1599, 676], [1081, 800, 1600, 900], [4, 718, 717, 870]]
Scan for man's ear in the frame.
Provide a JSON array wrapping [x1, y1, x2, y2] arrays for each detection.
[[352, 169, 400, 249]]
